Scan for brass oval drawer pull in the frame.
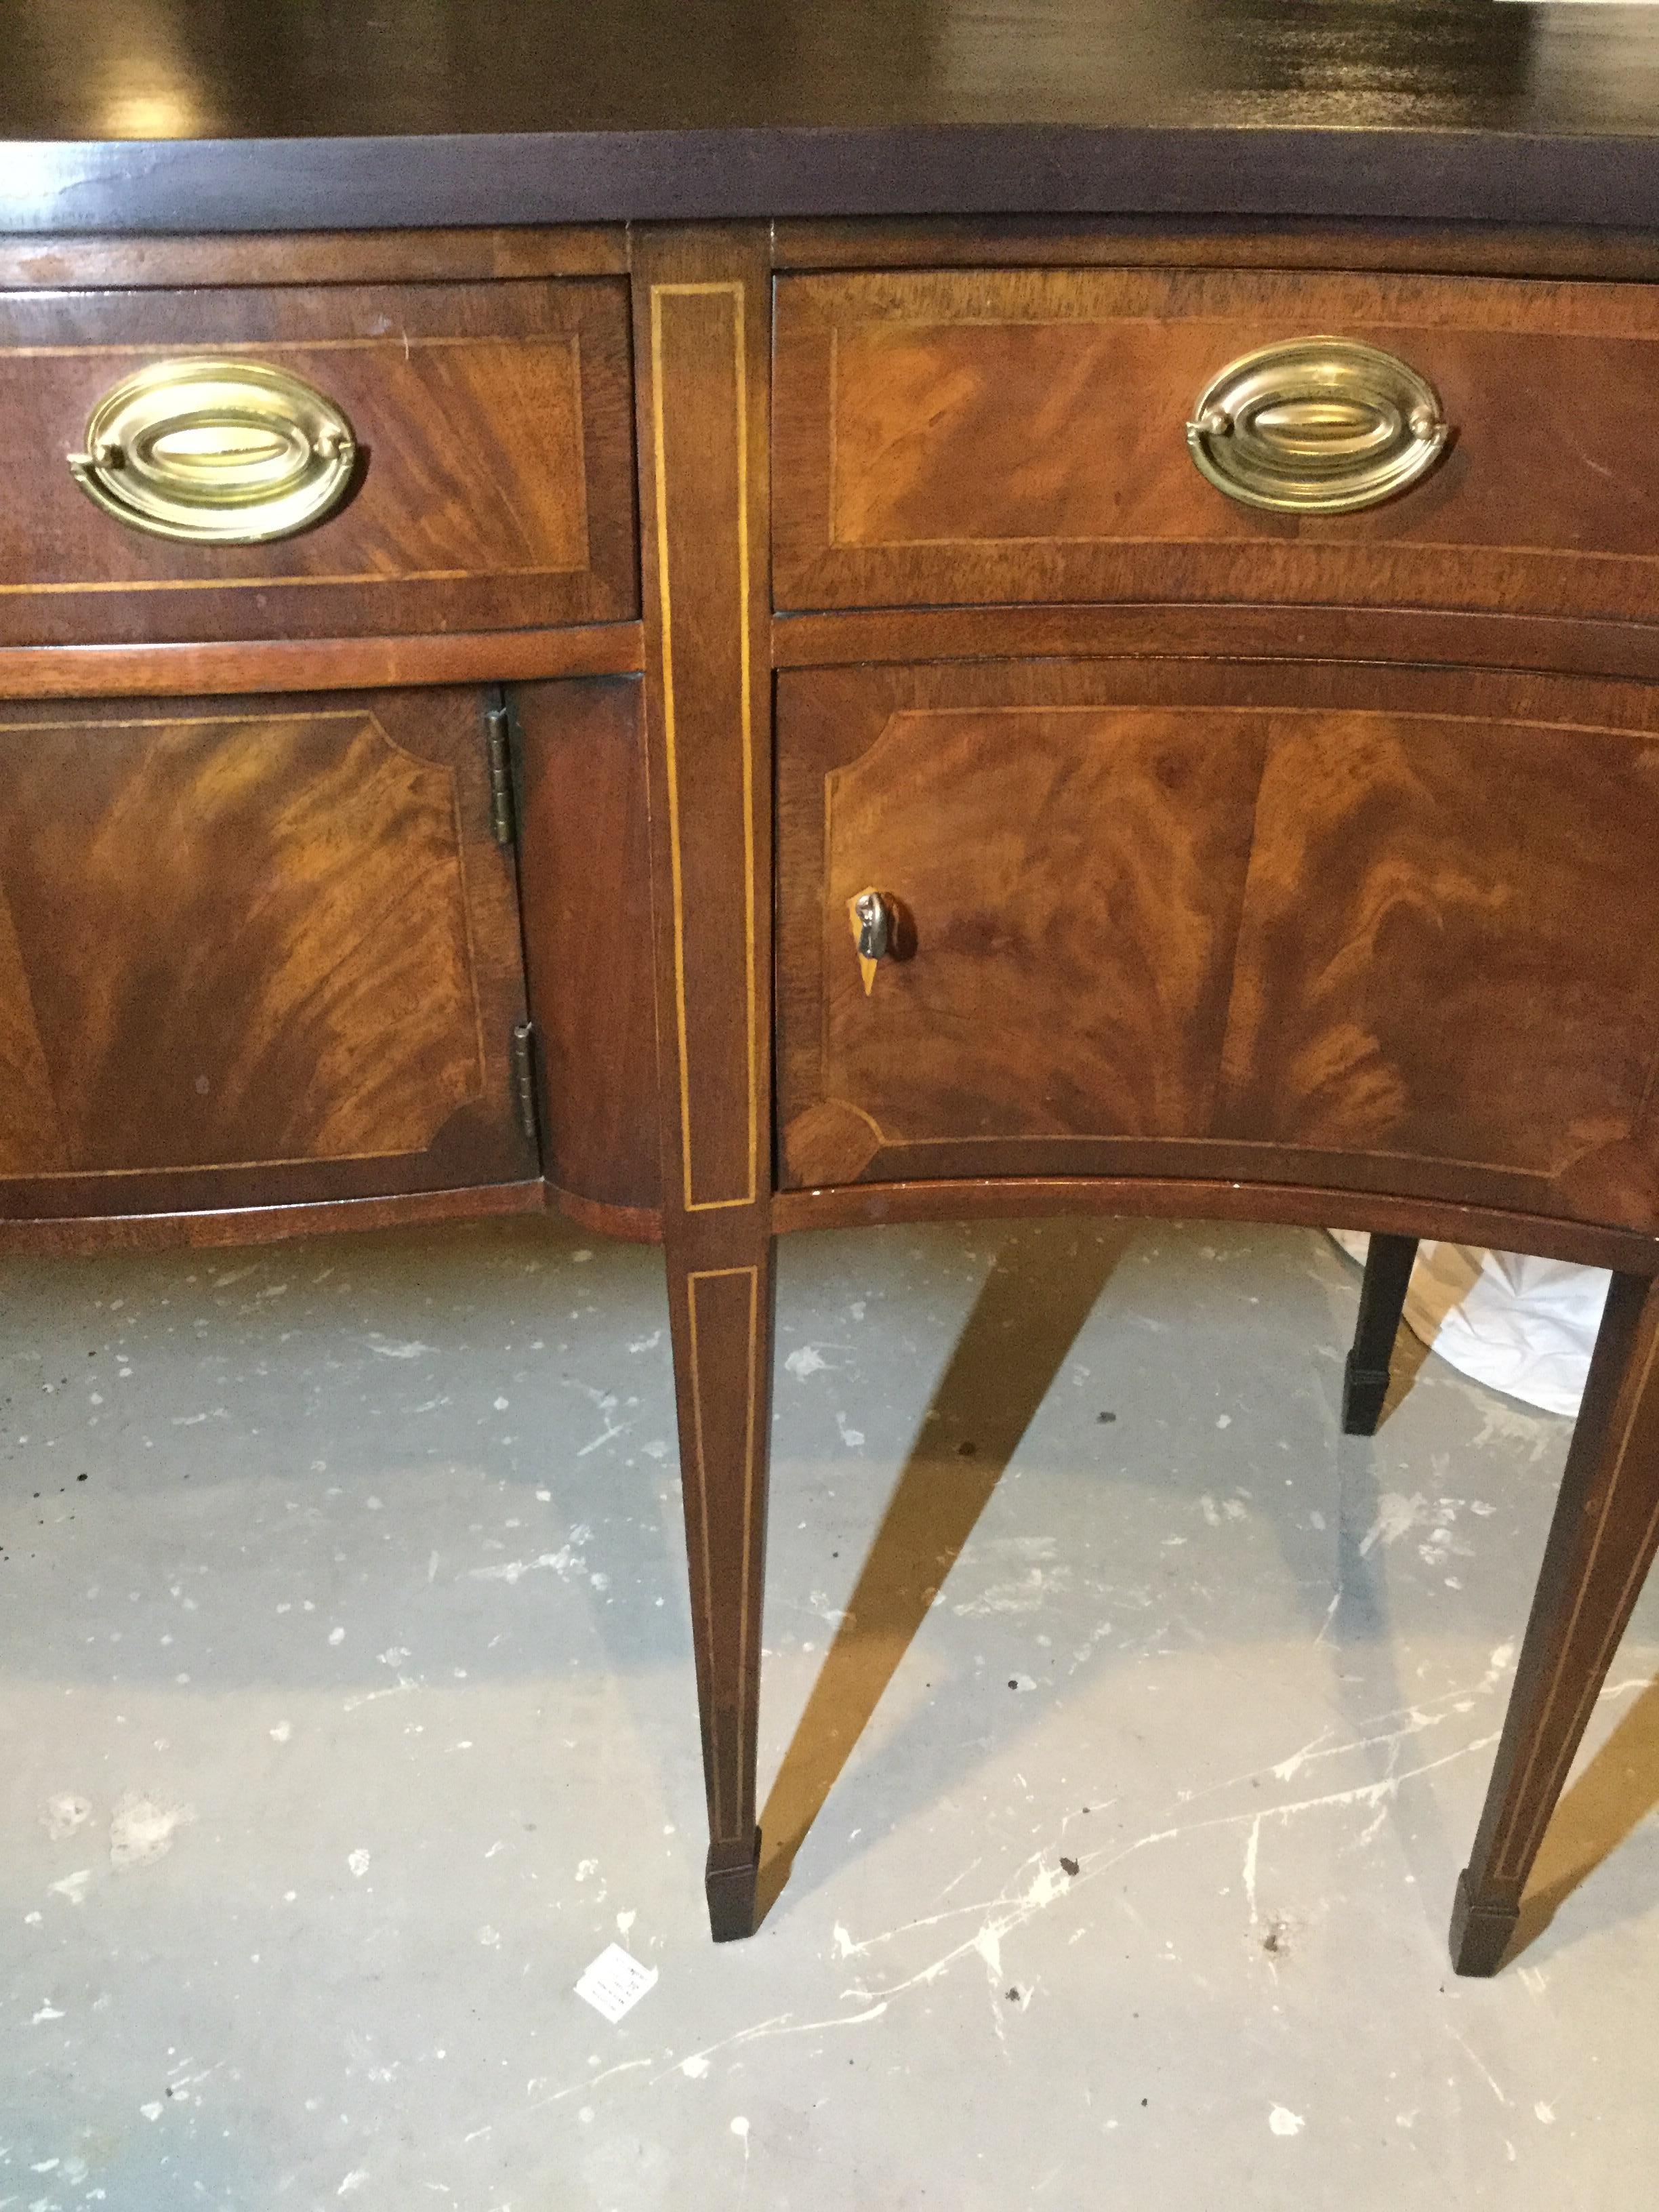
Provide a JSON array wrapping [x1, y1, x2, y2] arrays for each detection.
[[66, 358, 358, 544], [1185, 338, 1448, 514]]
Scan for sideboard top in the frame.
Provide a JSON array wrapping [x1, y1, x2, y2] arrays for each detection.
[[7, 0, 1659, 234]]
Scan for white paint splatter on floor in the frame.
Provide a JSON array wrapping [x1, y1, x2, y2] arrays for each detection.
[[41, 1793, 91, 1839], [2, 1214, 1654, 2210], [108, 1792, 195, 1870]]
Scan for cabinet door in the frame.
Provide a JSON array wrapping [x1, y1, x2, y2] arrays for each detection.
[[776, 659, 1659, 1237], [0, 687, 536, 1221]]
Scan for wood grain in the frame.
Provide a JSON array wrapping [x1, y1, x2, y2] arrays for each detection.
[[514, 675, 662, 1214], [0, 621, 644, 701], [774, 266, 1659, 621], [1216, 709, 1659, 1222], [779, 671, 1266, 1168], [20, 220, 1659, 297], [0, 686, 535, 1220], [642, 268, 765, 1214], [777, 658, 1659, 1236], [0, 1179, 546, 1259], [0, 279, 636, 645], [775, 218, 1659, 284], [1452, 1270, 1659, 1973], [0, 229, 629, 289], [548, 1187, 663, 1246], [7, 194, 1659, 1968], [15, 2, 1659, 237], [769, 1175, 1659, 1278], [634, 225, 775, 1940], [771, 603, 1659, 688]]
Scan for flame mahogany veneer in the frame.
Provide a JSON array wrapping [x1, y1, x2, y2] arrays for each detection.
[[3, 191, 1659, 1975]]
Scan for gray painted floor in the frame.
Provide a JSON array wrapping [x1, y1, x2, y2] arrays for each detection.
[[3, 1214, 1657, 2209]]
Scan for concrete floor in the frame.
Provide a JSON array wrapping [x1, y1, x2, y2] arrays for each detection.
[[3, 1214, 1657, 2209]]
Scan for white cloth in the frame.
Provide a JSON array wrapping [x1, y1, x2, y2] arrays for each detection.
[[1329, 1233, 1607, 1418]]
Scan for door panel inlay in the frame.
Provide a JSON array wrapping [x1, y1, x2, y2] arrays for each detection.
[[0, 687, 534, 1218], [777, 659, 1659, 1235]]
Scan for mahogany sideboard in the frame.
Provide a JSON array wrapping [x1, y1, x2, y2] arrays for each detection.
[[7, 0, 1659, 1978]]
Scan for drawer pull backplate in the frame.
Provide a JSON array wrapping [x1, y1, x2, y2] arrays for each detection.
[[66, 358, 358, 544], [1185, 338, 1448, 514]]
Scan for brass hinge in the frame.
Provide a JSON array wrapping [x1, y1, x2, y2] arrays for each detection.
[[510, 1019, 540, 1149], [484, 695, 516, 848]]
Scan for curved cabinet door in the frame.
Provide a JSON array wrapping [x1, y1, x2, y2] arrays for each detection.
[[776, 657, 1659, 1239], [0, 686, 536, 1221]]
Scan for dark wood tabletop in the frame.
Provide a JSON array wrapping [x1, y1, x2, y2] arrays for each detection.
[[6, 1, 1659, 231]]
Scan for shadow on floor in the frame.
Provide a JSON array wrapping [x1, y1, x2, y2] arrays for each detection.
[[1375, 1313, 1437, 1430], [1512, 1675, 1659, 1958], [755, 1222, 1134, 1925]]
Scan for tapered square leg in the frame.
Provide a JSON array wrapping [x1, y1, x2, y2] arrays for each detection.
[[663, 1241, 775, 1944], [1452, 1269, 1659, 1975], [1448, 1869, 1519, 1977], [1343, 1232, 1419, 1435], [706, 1828, 764, 1943], [634, 226, 778, 1943]]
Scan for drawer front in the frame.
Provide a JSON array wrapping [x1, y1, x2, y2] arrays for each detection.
[[777, 659, 1659, 1237], [0, 279, 636, 644], [774, 267, 1659, 619], [0, 687, 536, 1218]]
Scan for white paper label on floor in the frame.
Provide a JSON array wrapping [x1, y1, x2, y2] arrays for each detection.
[[575, 1943, 658, 2023]]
